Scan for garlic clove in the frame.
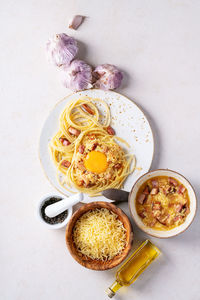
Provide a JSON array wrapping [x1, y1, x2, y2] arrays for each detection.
[[68, 15, 85, 30], [46, 33, 78, 67], [93, 64, 123, 90], [61, 59, 93, 91]]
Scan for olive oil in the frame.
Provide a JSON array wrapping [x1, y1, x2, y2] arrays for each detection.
[[106, 240, 160, 298]]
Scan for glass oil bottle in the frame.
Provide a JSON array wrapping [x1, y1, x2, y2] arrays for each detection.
[[106, 240, 160, 298]]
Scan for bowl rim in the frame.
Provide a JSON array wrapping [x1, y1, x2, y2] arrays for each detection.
[[128, 169, 197, 238], [66, 201, 133, 270]]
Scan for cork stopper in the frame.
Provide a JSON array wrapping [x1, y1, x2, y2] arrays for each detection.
[[105, 288, 115, 298]]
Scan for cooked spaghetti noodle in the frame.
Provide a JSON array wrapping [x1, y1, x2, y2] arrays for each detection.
[[49, 97, 135, 196]]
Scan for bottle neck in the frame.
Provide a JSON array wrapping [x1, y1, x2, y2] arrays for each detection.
[[106, 280, 122, 298]]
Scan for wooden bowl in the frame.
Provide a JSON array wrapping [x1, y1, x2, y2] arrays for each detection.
[[66, 201, 133, 270]]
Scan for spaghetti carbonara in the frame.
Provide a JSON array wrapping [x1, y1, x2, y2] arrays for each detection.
[[50, 97, 135, 196]]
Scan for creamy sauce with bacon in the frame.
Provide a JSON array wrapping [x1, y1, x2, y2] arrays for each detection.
[[136, 176, 190, 230]]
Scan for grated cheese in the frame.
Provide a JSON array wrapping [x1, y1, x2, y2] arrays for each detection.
[[73, 208, 127, 260]]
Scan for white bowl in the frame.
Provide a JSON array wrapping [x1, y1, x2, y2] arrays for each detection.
[[37, 194, 73, 229], [128, 169, 197, 238]]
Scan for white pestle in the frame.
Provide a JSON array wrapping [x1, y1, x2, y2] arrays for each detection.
[[45, 193, 83, 218]]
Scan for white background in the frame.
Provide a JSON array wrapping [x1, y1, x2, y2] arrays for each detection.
[[1, 1, 200, 299]]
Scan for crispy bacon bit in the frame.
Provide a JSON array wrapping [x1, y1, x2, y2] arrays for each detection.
[[77, 162, 85, 171], [61, 160, 71, 168], [59, 137, 71, 146], [78, 145, 85, 154], [68, 127, 80, 136], [174, 215, 182, 223], [138, 211, 146, 219], [156, 214, 169, 225], [151, 180, 158, 188], [102, 145, 109, 153], [143, 186, 150, 195], [169, 177, 178, 186], [81, 104, 94, 115], [91, 143, 98, 150], [115, 163, 122, 170], [178, 185, 186, 194], [88, 134, 96, 140], [150, 187, 159, 195], [175, 204, 183, 213], [107, 126, 115, 135], [152, 201, 162, 218], [167, 186, 176, 193], [77, 180, 84, 186], [152, 201, 161, 211], [137, 194, 146, 205]]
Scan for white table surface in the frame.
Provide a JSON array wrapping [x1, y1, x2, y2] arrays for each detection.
[[1, 1, 200, 299]]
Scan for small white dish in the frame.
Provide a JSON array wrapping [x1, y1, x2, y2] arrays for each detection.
[[39, 89, 154, 203], [37, 194, 73, 229], [128, 169, 197, 238]]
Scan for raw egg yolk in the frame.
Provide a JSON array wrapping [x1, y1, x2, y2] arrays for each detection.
[[84, 151, 108, 174]]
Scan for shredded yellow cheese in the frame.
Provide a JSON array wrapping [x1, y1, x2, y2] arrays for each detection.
[[73, 208, 127, 260]]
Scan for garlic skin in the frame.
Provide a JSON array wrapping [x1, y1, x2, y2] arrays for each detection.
[[93, 64, 123, 90], [68, 15, 85, 30], [61, 59, 93, 91], [46, 33, 78, 67]]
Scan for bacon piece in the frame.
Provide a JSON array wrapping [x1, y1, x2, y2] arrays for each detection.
[[138, 211, 146, 219], [59, 137, 71, 146], [78, 145, 85, 154], [150, 187, 159, 195], [175, 204, 183, 213], [61, 160, 71, 168], [152, 201, 162, 218], [91, 143, 98, 150], [151, 180, 158, 188], [81, 104, 94, 115], [77, 162, 85, 171], [115, 163, 122, 170], [77, 180, 84, 186], [102, 145, 109, 153], [174, 215, 182, 223], [178, 185, 186, 194], [156, 214, 169, 225], [169, 177, 178, 186], [152, 201, 161, 211], [68, 127, 80, 136], [137, 194, 146, 205], [143, 186, 150, 195], [106, 126, 115, 135], [88, 134, 96, 140], [167, 186, 176, 194]]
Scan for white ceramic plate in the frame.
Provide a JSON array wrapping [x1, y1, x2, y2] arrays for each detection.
[[39, 89, 154, 203]]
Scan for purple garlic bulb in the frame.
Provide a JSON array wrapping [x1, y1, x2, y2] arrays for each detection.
[[61, 59, 93, 91], [93, 64, 123, 90], [46, 33, 78, 67]]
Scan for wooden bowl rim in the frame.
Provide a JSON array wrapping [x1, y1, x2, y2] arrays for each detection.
[[66, 201, 133, 270]]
